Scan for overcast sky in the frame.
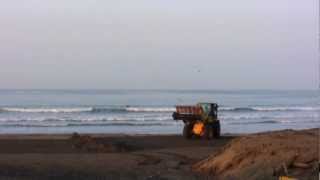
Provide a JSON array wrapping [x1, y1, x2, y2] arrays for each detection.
[[0, 0, 318, 90]]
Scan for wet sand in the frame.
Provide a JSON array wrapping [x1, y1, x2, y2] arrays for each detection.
[[0, 129, 318, 180], [0, 133, 234, 180]]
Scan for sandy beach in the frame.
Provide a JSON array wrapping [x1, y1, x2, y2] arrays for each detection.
[[0, 128, 318, 180], [0, 133, 234, 180]]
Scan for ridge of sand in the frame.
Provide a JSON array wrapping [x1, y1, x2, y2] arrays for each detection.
[[193, 128, 319, 180]]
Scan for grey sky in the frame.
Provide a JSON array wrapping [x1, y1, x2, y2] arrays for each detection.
[[0, 0, 318, 89]]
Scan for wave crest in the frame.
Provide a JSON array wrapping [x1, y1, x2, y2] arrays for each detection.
[[0, 107, 176, 113], [0, 107, 93, 113], [221, 106, 320, 112], [0, 106, 318, 114]]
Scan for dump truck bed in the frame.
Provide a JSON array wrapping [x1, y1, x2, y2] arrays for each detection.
[[175, 106, 202, 115], [173, 106, 202, 122]]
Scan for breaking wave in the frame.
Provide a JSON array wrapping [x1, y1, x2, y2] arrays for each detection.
[[220, 106, 320, 112], [0, 107, 176, 113], [0, 106, 318, 114], [0, 116, 174, 123], [0, 107, 93, 113], [227, 119, 320, 125], [228, 120, 289, 125], [0, 122, 176, 127]]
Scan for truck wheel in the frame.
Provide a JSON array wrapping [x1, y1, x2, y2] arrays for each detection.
[[213, 121, 221, 138], [203, 124, 213, 140], [183, 123, 193, 139]]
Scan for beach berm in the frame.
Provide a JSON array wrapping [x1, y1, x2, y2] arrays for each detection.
[[193, 128, 319, 180]]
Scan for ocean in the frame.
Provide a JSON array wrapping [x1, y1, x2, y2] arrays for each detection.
[[0, 89, 318, 134]]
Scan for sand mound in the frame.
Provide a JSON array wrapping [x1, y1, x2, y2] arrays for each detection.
[[70, 133, 137, 153], [193, 128, 319, 180]]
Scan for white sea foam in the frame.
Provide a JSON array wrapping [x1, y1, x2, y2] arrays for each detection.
[[0, 107, 93, 113], [0, 106, 176, 113], [1, 105, 318, 114], [220, 113, 320, 120], [220, 106, 320, 112], [125, 107, 175, 112]]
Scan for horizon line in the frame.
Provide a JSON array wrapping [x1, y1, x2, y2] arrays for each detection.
[[0, 88, 318, 91]]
